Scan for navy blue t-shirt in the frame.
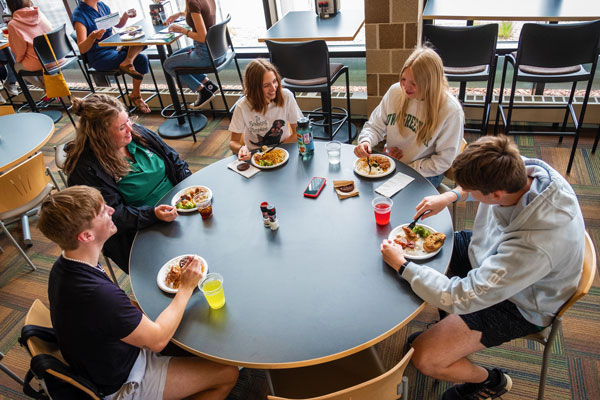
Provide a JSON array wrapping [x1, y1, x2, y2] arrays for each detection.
[[48, 256, 142, 395], [72, 1, 117, 67]]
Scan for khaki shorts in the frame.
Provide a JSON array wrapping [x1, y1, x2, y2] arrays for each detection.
[[105, 348, 171, 400]]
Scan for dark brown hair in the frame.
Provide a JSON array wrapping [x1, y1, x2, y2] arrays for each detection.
[[38, 186, 105, 251], [243, 59, 284, 114], [7, 0, 32, 14], [453, 135, 527, 195]]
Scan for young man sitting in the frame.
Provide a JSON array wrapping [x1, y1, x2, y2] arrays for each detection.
[[380, 135, 585, 400], [38, 185, 238, 400]]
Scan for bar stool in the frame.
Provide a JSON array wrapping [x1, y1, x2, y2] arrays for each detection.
[[163, 15, 242, 142], [494, 20, 600, 174], [265, 39, 355, 143], [423, 24, 498, 135]]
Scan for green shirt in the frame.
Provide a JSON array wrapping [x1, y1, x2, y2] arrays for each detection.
[[117, 141, 174, 207]]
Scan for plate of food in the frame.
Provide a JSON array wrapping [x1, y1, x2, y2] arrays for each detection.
[[171, 186, 212, 212], [250, 147, 289, 169], [353, 154, 396, 178], [122, 25, 142, 33], [121, 31, 144, 41], [388, 223, 446, 260], [157, 255, 208, 293]]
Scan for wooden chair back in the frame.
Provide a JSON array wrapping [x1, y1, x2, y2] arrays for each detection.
[[0, 153, 50, 214], [444, 138, 468, 181], [557, 231, 597, 318], [0, 105, 15, 116], [23, 299, 65, 363], [268, 348, 414, 400]]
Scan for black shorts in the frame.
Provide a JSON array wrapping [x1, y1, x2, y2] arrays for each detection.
[[450, 231, 544, 348]]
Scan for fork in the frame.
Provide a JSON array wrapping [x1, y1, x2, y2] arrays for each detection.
[[407, 212, 427, 230], [366, 155, 372, 174]]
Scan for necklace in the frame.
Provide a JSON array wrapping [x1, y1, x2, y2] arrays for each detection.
[[62, 252, 105, 274]]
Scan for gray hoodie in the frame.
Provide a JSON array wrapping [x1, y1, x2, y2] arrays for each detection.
[[402, 158, 585, 327]]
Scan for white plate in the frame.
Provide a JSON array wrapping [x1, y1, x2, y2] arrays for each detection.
[[122, 25, 142, 33], [157, 255, 208, 293], [171, 186, 213, 213], [387, 223, 445, 260], [121, 31, 145, 41], [250, 147, 290, 169], [353, 154, 396, 178]]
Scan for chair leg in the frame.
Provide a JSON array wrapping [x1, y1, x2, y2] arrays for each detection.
[[0, 352, 25, 387], [558, 81, 577, 144], [148, 61, 165, 110], [58, 170, 68, 187], [593, 126, 600, 154], [538, 319, 561, 400], [58, 97, 76, 128], [494, 57, 509, 135], [175, 72, 197, 142], [505, 67, 519, 135], [103, 254, 119, 285], [345, 69, 353, 143], [46, 167, 61, 191], [0, 222, 36, 271], [566, 77, 594, 175]]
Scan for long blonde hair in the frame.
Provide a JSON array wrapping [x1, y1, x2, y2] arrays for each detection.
[[396, 46, 449, 145], [243, 59, 284, 114], [64, 94, 145, 179]]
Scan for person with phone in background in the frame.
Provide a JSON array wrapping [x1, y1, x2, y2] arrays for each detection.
[[5, 0, 57, 95], [354, 46, 464, 188], [229, 59, 303, 161], [162, 0, 221, 110], [73, 0, 151, 113]]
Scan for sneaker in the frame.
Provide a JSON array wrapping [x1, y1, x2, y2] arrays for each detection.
[[442, 369, 512, 400], [203, 80, 220, 95], [4, 81, 19, 96], [0, 92, 5, 104], [189, 87, 215, 109]]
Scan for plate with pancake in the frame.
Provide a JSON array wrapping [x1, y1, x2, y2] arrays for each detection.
[[157, 255, 208, 293], [353, 154, 396, 178], [388, 223, 446, 260]]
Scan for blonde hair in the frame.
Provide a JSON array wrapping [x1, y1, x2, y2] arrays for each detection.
[[396, 46, 449, 145], [63, 94, 145, 179], [243, 59, 284, 114], [38, 186, 105, 251]]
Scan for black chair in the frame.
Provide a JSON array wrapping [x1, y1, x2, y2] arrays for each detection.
[[17, 24, 91, 127], [494, 20, 600, 174], [265, 39, 354, 143], [423, 23, 498, 134], [168, 14, 242, 141]]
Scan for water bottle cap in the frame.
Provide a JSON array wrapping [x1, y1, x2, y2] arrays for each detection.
[[297, 117, 309, 128]]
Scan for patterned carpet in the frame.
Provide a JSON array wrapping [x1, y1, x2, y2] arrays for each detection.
[[0, 110, 598, 400]]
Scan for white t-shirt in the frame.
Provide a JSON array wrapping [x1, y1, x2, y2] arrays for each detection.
[[229, 88, 304, 151], [357, 83, 464, 177]]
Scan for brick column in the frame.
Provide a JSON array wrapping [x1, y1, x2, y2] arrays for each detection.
[[364, 0, 422, 114]]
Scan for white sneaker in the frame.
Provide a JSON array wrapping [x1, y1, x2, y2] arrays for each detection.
[[4, 81, 18, 96]]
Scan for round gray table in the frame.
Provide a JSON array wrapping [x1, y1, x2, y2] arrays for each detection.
[[130, 141, 453, 368], [0, 113, 54, 172]]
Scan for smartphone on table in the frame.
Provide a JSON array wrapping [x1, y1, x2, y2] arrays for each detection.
[[304, 177, 326, 198]]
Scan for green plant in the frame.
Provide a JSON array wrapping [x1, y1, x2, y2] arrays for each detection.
[[498, 21, 514, 39]]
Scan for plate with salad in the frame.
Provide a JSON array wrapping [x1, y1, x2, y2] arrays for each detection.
[[171, 186, 212, 213]]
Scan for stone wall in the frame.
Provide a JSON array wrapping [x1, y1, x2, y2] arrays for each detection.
[[364, 0, 423, 114]]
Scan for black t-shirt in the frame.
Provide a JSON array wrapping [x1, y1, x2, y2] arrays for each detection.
[[48, 256, 143, 395]]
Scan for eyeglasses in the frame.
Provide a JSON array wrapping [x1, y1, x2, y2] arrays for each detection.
[[119, 115, 139, 130]]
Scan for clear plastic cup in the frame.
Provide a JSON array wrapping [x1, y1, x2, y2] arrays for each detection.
[[326, 141, 342, 164], [197, 199, 212, 219], [199, 273, 225, 309], [372, 196, 393, 225]]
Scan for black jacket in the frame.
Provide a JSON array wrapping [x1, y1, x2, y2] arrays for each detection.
[[67, 124, 191, 272]]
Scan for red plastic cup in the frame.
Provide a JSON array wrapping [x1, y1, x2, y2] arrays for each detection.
[[372, 196, 393, 225]]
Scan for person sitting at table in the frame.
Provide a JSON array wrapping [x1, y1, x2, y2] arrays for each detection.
[[163, 0, 221, 110], [73, 0, 151, 113], [354, 46, 464, 188], [63, 94, 191, 273], [6, 0, 56, 91], [229, 58, 303, 160], [380, 135, 584, 400], [38, 185, 239, 400]]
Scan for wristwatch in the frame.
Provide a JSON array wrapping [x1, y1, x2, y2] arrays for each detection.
[[397, 260, 409, 277]]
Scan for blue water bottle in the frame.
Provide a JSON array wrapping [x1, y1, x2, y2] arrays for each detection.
[[296, 117, 314, 159]]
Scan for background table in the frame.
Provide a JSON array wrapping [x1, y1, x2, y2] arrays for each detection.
[[98, 20, 204, 139], [0, 113, 54, 172], [423, 0, 600, 22], [130, 142, 453, 368], [258, 10, 364, 42]]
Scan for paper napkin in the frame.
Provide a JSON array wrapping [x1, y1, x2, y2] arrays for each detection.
[[375, 172, 415, 198], [333, 180, 359, 200], [227, 160, 260, 178]]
